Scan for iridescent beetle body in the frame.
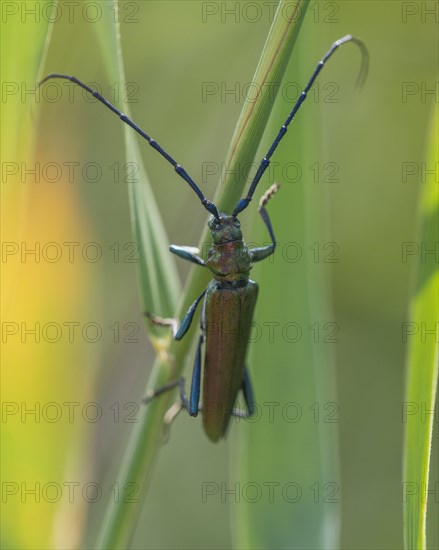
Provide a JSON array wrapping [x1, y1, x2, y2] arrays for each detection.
[[201, 214, 259, 441]]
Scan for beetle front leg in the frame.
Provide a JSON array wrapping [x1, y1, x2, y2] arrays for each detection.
[[250, 183, 280, 263], [250, 244, 275, 263], [170, 244, 205, 266]]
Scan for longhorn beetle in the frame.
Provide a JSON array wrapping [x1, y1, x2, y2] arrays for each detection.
[[40, 35, 367, 442]]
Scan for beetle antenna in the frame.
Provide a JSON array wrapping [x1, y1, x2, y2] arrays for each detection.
[[232, 35, 369, 216], [38, 74, 220, 219]]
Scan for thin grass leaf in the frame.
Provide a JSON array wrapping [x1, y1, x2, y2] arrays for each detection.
[[403, 101, 439, 550], [93, 3, 181, 323], [215, 0, 310, 212], [232, 24, 368, 549], [95, 1, 311, 548]]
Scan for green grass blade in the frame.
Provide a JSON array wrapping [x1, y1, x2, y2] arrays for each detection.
[[403, 101, 439, 550], [92, 2, 181, 321], [83, 3, 178, 547], [215, 0, 310, 212], [95, 1, 311, 548], [2, 0, 57, 182], [231, 22, 367, 549]]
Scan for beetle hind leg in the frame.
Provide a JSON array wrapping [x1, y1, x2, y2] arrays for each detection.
[[142, 375, 200, 415], [142, 377, 183, 406], [231, 367, 256, 418]]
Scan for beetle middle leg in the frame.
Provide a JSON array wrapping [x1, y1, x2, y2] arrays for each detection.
[[145, 289, 206, 341], [142, 290, 206, 410]]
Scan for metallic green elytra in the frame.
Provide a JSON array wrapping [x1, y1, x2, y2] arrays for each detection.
[[203, 279, 258, 442], [38, 35, 367, 442]]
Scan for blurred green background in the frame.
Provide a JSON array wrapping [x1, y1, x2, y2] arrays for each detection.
[[2, 1, 437, 549]]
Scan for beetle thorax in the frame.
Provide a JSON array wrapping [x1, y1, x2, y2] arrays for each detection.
[[206, 214, 252, 283]]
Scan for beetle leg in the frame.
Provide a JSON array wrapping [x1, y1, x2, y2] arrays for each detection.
[[143, 333, 204, 416], [142, 378, 181, 405], [142, 376, 194, 416], [250, 183, 279, 262], [145, 289, 206, 341], [250, 244, 275, 263], [163, 401, 183, 425], [230, 368, 256, 418], [157, 335, 203, 418], [170, 244, 205, 266], [175, 289, 207, 340], [187, 334, 203, 416], [240, 367, 256, 416], [143, 291, 208, 415], [187, 291, 209, 416]]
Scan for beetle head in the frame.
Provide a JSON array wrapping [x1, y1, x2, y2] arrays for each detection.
[[208, 214, 242, 244]]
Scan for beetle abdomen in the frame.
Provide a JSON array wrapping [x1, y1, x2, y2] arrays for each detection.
[[203, 280, 258, 442]]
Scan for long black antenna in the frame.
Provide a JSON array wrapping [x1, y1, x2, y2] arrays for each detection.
[[38, 74, 220, 220], [232, 35, 368, 217]]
